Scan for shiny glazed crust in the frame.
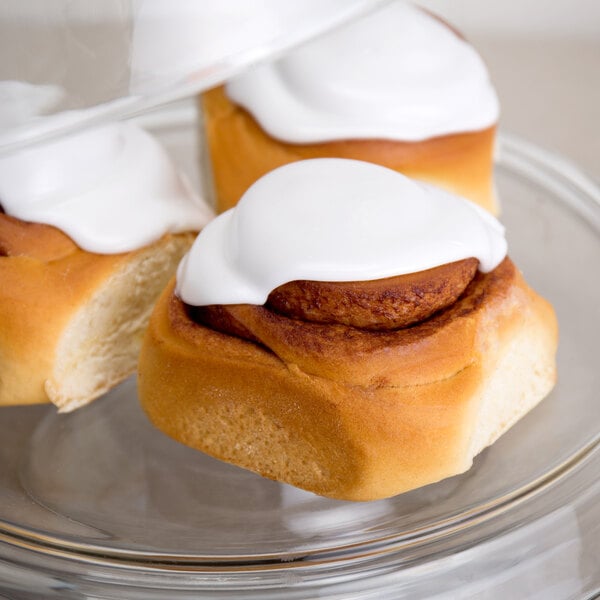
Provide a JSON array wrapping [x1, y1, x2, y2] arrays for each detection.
[[138, 258, 558, 500], [0, 214, 195, 411], [200, 86, 498, 214]]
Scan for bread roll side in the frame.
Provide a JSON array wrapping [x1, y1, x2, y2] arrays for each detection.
[[200, 87, 497, 214]]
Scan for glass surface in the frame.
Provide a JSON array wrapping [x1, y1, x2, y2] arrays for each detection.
[[0, 108, 599, 598], [0, 0, 386, 154]]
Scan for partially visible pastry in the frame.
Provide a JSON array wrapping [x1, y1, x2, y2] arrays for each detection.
[[0, 123, 212, 412], [201, 2, 499, 213], [139, 159, 557, 501]]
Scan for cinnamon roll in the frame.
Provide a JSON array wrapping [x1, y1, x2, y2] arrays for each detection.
[[201, 2, 499, 214], [138, 159, 557, 501]]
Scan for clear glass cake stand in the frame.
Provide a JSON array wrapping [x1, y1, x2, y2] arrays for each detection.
[[0, 104, 599, 599]]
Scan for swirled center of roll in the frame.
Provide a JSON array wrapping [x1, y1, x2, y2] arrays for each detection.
[[193, 257, 480, 334]]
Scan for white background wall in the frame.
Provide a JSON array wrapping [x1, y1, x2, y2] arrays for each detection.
[[416, 0, 600, 39]]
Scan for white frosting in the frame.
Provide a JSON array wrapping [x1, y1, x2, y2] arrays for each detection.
[[226, 2, 499, 143], [0, 122, 213, 254], [177, 159, 506, 307]]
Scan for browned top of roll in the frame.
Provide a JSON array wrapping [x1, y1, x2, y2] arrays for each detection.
[[265, 258, 479, 329], [192, 258, 479, 339]]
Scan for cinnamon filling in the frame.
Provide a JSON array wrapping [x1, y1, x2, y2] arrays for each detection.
[[191, 258, 479, 339]]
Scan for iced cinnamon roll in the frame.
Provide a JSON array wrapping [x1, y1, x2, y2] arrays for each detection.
[[0, 123, 212, 411], [138, 159, 557, 501], [201, 2, 499, 214]]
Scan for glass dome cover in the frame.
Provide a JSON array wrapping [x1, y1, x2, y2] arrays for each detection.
[[0, 0, 387, 154]]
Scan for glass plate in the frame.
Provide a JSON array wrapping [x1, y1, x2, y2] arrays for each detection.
[[1, 107, 600, 599]]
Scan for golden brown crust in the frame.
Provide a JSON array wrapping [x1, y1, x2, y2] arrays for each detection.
[[138, 257, 558, 500], [200, 87, 497, 214], [265, 258, 479, 329]]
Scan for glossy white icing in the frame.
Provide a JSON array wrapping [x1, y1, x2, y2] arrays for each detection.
[[177, 158, 506, 306], [226, 2, 499, 143], [0, 122, 212, 253]]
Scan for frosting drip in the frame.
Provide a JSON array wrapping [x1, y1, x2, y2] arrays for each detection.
[[177, 158, 507, 306], [226, 2, 499, 143], [0, 122, 212, 253]]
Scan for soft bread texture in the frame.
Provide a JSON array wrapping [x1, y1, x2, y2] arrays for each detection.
[[0, 214, 195, 412], [200, 86, 498, 214], [138, 258, 558, 501]]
